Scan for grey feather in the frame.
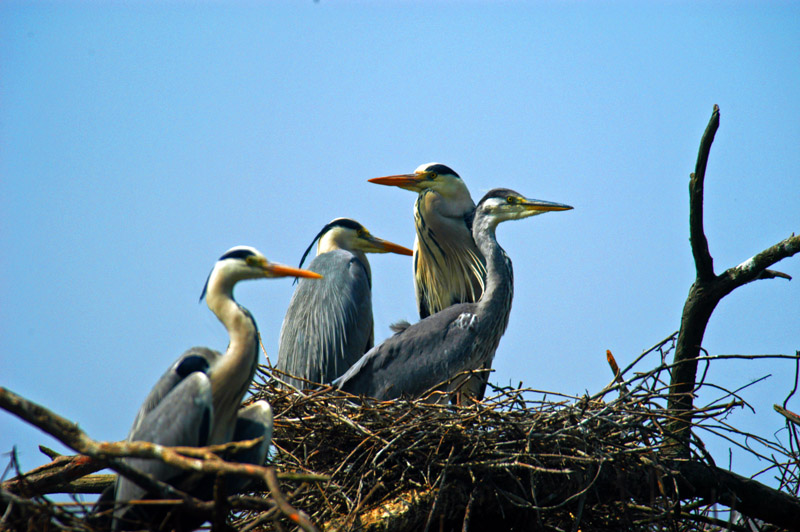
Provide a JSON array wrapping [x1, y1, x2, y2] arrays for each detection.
[[336, 190, 515, 401], [278, 249, 374, 388], [127, 347, 219, 438]]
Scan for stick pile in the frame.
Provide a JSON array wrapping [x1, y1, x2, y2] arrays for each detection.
[[228, 338, 798, 531], [3, 335, 799, 531]]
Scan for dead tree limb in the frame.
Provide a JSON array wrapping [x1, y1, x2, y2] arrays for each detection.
[[322, 460, 800, 532], [0, 453, 107, 496], [667, 105, 800, 452], [0, 385, 320, 532], [675, 461, 800, 531], [3, 453, 328, 497]]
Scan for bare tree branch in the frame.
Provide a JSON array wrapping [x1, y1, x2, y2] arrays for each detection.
[[720, 234, 800, 292], [689, 104, 720, 282], [775, 404, 800, 428], [667, 105, 800, 454], [0, 453, 106, 496], [0, 385, 320, 532]]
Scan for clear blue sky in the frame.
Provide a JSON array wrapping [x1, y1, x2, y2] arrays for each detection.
[[2, 2, 798, 494]]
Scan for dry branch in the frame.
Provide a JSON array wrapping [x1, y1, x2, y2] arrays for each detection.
[[668, 105, 800, 451], [0, 385, 319, 532], [0, 453, 106, 496], [775, 404, 800, 428]]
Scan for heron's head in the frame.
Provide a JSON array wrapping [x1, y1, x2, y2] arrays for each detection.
[[368, 162, 469, 200], [476, 188, 573, 228], [297, 218, 413, 269], [201, 246, 322, 301]]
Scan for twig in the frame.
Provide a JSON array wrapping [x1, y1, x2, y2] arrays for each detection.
[[775, 405, 800, 427], [264, 466, 317, 532]]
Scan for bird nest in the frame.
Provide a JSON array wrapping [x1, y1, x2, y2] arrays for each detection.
[[228, 337, 799, 531], [2, 335, 799, 532]]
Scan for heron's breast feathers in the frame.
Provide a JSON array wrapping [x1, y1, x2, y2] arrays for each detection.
[[414, 232, 487, 316]]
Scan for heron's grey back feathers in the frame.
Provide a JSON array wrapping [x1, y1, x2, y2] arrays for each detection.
[[113, 346, 274, 530], [277, 249, 374, 388], [127, 347, 219, 438], [334, 302, 483, 400]]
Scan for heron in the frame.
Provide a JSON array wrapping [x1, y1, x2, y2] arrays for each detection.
[[111, 246, 321, 531], [334, 189, 572, 401], [276, 218, 413, 389], [369, 163, 486, 319], [369, 163, 493, 400]]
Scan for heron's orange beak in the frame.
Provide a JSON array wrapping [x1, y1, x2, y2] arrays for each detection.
[[267, 263, 323, 279], [360, 234, 414, 256], [375, 239, 414, 256], [368, 172, 430, 192]]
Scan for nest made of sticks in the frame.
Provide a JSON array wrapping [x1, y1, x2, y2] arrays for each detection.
[[3, 335, 798, 532], [229, 338, 799, 531]]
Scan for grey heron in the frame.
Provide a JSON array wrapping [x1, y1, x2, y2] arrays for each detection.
[[334, 189, 572, 401], [369, 163, 486, 319], [112, 246, 321, 531], [276, 218, 413, 389], [369, 163, 493, 401]]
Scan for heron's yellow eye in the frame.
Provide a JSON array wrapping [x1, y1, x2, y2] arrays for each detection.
[[507, 196, 518, 204], [428, 173, 437, 180]]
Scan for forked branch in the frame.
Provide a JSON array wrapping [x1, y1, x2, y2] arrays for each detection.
[[667, 105, 800, 453]]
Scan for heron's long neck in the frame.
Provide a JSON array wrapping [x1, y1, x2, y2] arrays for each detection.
[[472, 214, 513, 332], [205, 278, 259, 443]]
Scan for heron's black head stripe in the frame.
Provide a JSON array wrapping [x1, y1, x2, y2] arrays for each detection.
[[424, 164, 460, 178], [201, 248, 259, 300], [219, 248, 257, 262], [325, 218, 363, 232], [297, 218, 365, 271], [478, 188, 520, 206]]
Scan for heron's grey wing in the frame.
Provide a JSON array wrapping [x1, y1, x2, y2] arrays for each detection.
[[127, 347, 220, 438], [278, 250, 373, 387], [113, 371, 213, 528], [335, 303, 480, 400], [230, 401, 273, 464]]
